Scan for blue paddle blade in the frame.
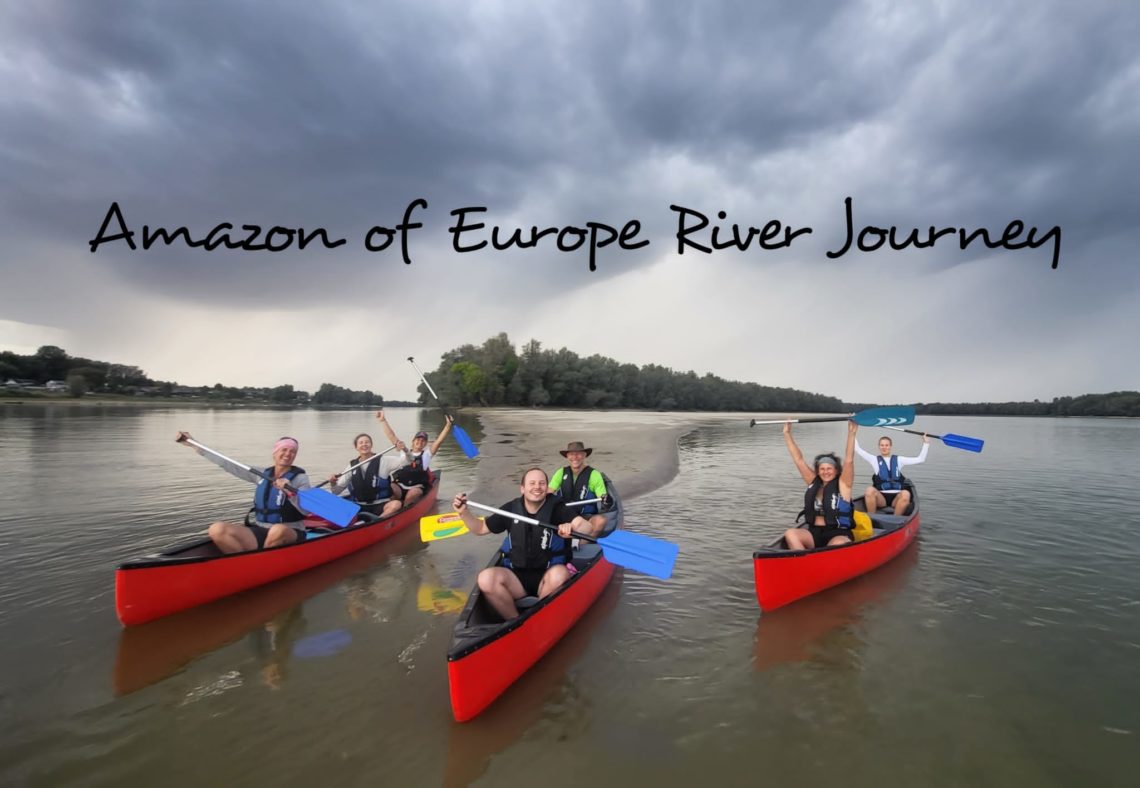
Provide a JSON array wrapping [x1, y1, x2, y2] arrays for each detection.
[[594, 529, 678, 580], [294, 628, 352, 659], [452, 425, 479, 458], [297, 488, 361, 527], [852, 406, 915, 427], [942, 433, 984, 452]]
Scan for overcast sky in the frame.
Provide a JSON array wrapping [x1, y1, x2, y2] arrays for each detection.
[[1, 0, 1137, 403]]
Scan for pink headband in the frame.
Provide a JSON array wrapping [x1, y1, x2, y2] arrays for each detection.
[[274, 437, 299, 453]]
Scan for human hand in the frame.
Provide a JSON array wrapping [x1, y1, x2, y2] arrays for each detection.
[[783, 422, 792, 436], [848, 420, 859, 434], [453, 493, 468, 512], [445, 414, 454, 424], [557, 522, 574, 538], [375, 410, 386, 422], [328, 474, 339, 485], [273, 478, 290, 491], [923, 433, 930, 443], [176, 430, 192, 444], [396, 440, 407, 452]]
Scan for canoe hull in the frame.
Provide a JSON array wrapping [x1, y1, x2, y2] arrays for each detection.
[[115, 478, 439, 626], [753, 490, 920, 612], [446, 549, 615, 722]]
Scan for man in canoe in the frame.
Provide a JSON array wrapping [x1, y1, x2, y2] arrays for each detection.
[[854, 433, 928, 515], [548, 441, 610, 537], [781, 420, 859, 550], [375, 409, 452, 507], [452, 468, 592, 620], [177, 431, 312, 552]]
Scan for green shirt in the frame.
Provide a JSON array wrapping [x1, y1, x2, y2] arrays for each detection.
[[548, 467, 607, 499]]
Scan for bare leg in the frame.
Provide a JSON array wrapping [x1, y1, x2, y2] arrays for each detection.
[[381, 499, 403, 516], [865, 488, 886, 515], [783, 528, 817, 551], [890, 490, 911, 516], [208, 521, 259, 554], [402, 487, 424, 507], [476, 567, 527, 620], [538, 565, 572, 598], [826, 534, 853, 546], [264, 524, 301, 549]]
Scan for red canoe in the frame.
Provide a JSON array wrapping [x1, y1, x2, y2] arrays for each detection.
[[115, 475, 440, 626], [753, 483, 920, 612], [446, 480, 623, 722]]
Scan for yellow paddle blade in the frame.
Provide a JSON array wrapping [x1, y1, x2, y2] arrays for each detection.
[[416, 584, 470, 615], [418, 512, 480, 542], [852, 510, 874, 542]]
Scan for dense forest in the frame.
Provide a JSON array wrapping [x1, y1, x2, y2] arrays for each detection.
[[3, 342, 1136, 416]]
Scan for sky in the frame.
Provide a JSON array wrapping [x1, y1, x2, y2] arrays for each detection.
[[1, 0, 1137, 404]]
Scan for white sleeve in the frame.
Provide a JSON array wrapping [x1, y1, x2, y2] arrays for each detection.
[[329, 463, 354, 495], [422, 448, 433, 470], [898, 442, 929, 467], [853, 441, 879, 472]]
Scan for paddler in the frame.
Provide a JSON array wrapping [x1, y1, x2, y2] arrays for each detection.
[[548, 441, 610, 537], [781, 420, 859, 550], [855, 433, 928, 515], [374, 409, 451, 508], [177, 431, 311, 553], [327, 431, 408, 517], [452, 468, 592, 620]]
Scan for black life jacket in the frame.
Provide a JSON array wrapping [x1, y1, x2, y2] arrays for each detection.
[[499, 495, 572, 570], [392, 452, 431, 488], [253, 466, 305, 524], [872, 455, 906, 492], [802, 476, 854, 529], [558, 465, 598, 516], [347, 455, 391, 503]]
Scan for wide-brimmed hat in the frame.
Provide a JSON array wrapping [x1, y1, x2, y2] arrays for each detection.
[[559, 441, 593, 457]]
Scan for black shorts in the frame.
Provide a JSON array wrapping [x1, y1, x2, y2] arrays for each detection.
[[807, 525, 852, 547], [512, 567, 547, 597], [357, 501, 391, 516], [248, 523, 305, 547]]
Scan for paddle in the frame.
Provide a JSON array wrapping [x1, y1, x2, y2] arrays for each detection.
[[407, 356, 480, 458], [466, 501, 678, 580], [750, 405, 915, 428], [417, 584, 470, 615], [420, 498, 606, 542], [885, 426, 984, 453], [178, 436, 361, 527], [315, 445, 398, 489]]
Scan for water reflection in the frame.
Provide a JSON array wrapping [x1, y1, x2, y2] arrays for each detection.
[[753, 543, 920, 671], [113, 527, 426, 694]]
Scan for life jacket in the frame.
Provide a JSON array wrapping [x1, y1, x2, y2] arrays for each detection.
[[347, 455, 391, 503], [392, 451, 431, 488], [498, 495, 572, 570], [872, 455, 906, 492], [253, 466, 305, 524], [802, 476, 854, 529], [558, 465, 598, 516]]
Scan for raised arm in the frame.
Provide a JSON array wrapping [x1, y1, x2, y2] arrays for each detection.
[[375, 410, 401, 447], [840, 421, 858, 491], [784, 422, 816, 485], [429, 414, 453, 455], [452, 492, 491, 535]]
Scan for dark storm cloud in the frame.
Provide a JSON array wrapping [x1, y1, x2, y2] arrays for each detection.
[[1, 0, 1138, 317]]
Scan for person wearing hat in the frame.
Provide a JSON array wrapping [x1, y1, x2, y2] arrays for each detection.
[[375, 409, 453, 507], [781, 420, 859, 551], [548, 441, 609, 537]]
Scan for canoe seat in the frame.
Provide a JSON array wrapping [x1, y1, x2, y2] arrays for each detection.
[[516, 596, 541, 610]]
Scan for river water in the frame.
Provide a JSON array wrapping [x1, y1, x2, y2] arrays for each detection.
[[0, 406, 1135, 787]]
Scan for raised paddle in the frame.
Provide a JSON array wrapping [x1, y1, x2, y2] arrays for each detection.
[[419, 497, 607, 542], [466, 501, 678, 580], [407, 356, 480, 458], [315, 445, 398, 489], [750, 405, 916, 428], [178, 436, 361, 527], [885, 426, 985, 453]]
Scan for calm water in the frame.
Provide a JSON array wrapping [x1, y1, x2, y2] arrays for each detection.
[[0, 406, 1136, 787]]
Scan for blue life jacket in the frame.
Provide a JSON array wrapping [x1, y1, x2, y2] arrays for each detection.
[[498, 495, 572, 569], [558, 465, 598, 516], [253, 466, 305, 524], [803, 477, 853, 529], [347, 455, 391, 503], [873, 455, 904, 491]]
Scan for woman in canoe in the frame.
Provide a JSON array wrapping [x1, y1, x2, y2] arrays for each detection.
[[782, 420, 859, 550], [177, 431, 311, 553], [375, 409, 452, 508], [327, 432, 409, 517]]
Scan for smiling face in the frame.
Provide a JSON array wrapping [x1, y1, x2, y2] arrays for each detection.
[[520, 468, 549, 504], [816, 461, 837, 482], [565, 449, 587, 472], [354, 434, 373, 455], [273, 444, 297, 468], [412, 435, 428, 452], [878, 437, 893, 457]]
